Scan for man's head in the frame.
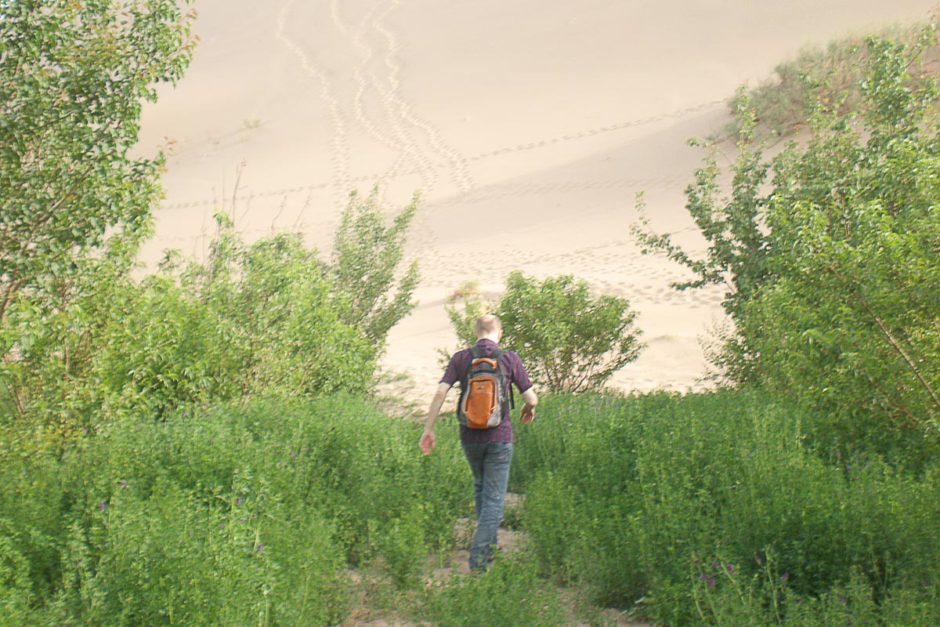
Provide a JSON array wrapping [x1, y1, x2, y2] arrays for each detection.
[[474, 314, 503, 341]]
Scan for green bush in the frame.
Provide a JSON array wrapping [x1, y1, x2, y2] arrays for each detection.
[[1, 216, 383, 442], [634, 36, 940, 460], [0, 396, 469, 623], [694, 560, 940, 626], [727, 20, 940, 138], [0, 0, 195, 446], [515, 392, 940, 624], [330, 189, 420, 347], [445, 272, 643, 393]]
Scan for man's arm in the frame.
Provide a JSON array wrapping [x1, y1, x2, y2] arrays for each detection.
[[419, 382, 452, 455], [510, 351, 538, 425], [521, 387, 538, 424]]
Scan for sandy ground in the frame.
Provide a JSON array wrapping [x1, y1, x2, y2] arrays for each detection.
[[136, 0, 938, 401]]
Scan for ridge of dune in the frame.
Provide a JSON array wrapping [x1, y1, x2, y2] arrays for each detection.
[[136, 0, 939, 397]]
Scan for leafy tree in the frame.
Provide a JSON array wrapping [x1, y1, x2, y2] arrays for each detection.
[[0, 0, 195, 437], [330, 190, 420, 347], [446, 272, 643, 393], [634, 35, 940, 443], [0, 0, 196, 322]]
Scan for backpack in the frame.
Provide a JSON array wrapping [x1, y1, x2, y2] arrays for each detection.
[[457, 346, 514, 429]]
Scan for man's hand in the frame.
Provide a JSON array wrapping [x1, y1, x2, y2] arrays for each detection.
[[421, 383, 451, 456], [521, 404, 536, 425], [419, 429, 437, 456]]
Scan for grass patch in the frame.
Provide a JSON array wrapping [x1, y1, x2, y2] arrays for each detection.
[[0, 396, 468, 624], [513, 391, 940, 624]]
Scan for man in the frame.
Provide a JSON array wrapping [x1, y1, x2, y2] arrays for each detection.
[[419, 314, 538, 572]]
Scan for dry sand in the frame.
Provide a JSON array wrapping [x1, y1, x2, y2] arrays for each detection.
[[136, 0, 938, 401]]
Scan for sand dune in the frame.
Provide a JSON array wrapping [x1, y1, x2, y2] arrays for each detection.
[[136, 0, 938, 399]]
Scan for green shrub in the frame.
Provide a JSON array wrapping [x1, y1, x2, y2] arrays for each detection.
[[694, 559, 939, 626], [727, 20, 940, 138], [0, 396, 469, 623], [0, 0, 195, 447], [422, 556, 568, 627], [634, 36, 940, 460], [0, 522, 33, 625], [516, 391, 940, 624], [1, 216, 381, 440], [445, 272, 643, 393], [330, 189, 420, 347]]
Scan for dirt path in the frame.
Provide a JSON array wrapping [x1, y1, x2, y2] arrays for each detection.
[[342, 494, 648, 626]]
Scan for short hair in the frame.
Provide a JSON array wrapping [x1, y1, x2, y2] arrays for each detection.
[[474, 314, 502, 338]]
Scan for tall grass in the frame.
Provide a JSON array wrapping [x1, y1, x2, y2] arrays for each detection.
[[3, 390, 937, 624], [514, 392, 940, 624], [0, 396, 473, 624]]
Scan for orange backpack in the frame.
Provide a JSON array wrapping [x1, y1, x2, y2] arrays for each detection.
[[457, 347, 513, 429]]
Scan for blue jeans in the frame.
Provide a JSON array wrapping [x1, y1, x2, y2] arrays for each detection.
[[461, 442, 513, 572]]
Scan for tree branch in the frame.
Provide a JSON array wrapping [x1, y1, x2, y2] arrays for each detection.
[[831, 263, 940, 416]]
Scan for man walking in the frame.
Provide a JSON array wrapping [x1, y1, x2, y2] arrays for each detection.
[[419, 314, 538, 572]]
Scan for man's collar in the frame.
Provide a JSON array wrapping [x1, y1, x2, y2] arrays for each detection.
[[476, 338, 499, 347]]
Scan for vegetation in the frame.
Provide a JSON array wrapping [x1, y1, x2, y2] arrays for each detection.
[[423, 556, 568, 626], [0, 0, 196, 441], [0, 209, 420, 447], [0, 397, 469, 623], [726, 17, 940, 137], [4, 390, 937, 624], [445, 272, 643, 393], [0, 0, 195, 323], [634, 35, 940, 465], [2, 2, 939, 624], [330, 189, 421, 348], [513, 392, 940, 625]]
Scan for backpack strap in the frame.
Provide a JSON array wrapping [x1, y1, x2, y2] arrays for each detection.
[[489, 348, 515, 411], [460, 345, 482, 401], [504, 350, 516, 410], [462, 345, 482, 384]]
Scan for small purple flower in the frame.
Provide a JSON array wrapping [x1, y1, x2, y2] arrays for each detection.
[[235, 497, 243, 507], [97, 501, 108, 512], [698, 573, 707, 582], [726, 563, 735, 575], [707, 576, 716, 590], [219, 522, 226, 530], [256, 543, 265, 554], [711, 561, 720, 571], [781, 572, 790, 583], [119, 480, 129, 490]]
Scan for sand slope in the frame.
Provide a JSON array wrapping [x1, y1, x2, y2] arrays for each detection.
[[136, 0, 937, 399]]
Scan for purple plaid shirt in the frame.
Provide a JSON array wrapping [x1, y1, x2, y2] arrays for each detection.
[[440, 339, 533, 444]]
